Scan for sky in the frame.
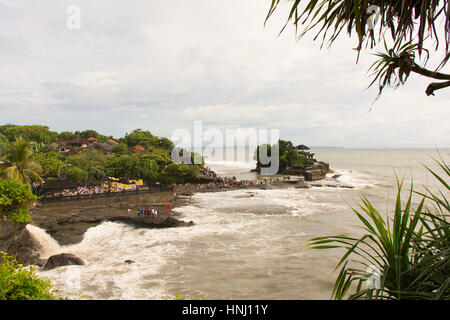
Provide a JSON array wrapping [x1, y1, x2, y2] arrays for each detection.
[[0, 0, 449, 148]]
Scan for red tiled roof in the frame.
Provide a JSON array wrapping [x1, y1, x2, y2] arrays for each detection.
[[87, 137, 98, 141], [105, 139, 119, 145]]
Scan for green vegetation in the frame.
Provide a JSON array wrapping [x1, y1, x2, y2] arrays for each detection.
[[0, 179, 37, 224], [58, 131, 76, 140], [65, 167, 89, 185], [111, 143, 129, 155], [0, 133, 9, 157], [157, 137, 175, 151], [0, 179, 63, 300], [265, 1, 450, 97], [31, 152, 64, 178], [0, 124, 204, 186], [255, 139, 312, 172], [66, 149, 108, 181], [0, 137, 42, 185], [0, 125, 58, 145], [309, 158, 449, 300], [123, 129, 159, 148], [0, 251, 60, 300]]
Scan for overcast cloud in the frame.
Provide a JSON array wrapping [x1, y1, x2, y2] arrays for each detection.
[[0, 0, 449, 148]]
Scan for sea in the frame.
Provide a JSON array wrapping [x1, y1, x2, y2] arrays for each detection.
[[30, 148, 449, 300]]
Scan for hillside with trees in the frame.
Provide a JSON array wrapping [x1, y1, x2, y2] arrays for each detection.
[[0, 124, 204, 188]]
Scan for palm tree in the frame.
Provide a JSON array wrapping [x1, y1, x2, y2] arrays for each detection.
[[0, 136, 42, 185]]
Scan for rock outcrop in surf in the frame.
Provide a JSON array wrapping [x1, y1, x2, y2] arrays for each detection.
[[252, 140, 331, 181]]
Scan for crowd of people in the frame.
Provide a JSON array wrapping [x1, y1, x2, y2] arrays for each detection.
[[42, 184, 132, 199], [199, 166, 217, 178], [136, 208, 159, 219], [39, 166, 277, 200], [195, 176, 269, 191]]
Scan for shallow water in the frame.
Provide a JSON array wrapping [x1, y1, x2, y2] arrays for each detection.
[[35, 148, 449, 299]]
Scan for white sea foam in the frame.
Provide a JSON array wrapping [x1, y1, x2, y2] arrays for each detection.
[[38, 187, 333, 299], [26, 224, 61, 259], [34, 161, 388, 299], [328, 168, 377, 189]]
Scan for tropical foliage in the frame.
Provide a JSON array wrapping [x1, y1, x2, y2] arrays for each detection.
[[0, 133, 9, 157], [0, 125, 203, 186], [0, 125, 58, 145], [31, 152, 64, 178], [66, 149, 108, 181], [309, 158, 449, 299], [65, 167, 89, 185], [265, 0, 450, 96], [0, 179, 37, 224], [111, 143, 129, 155], [0, 137, 42, 185], [123, 129, 159, 148], [0, 251, 60, 300], [255, 139, 312, 172]]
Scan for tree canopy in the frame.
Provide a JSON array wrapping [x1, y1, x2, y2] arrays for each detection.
[[0, 125, 58, 145], [124, 129, 159, 148], [0, 137, 42, 185], [266, 0, 450, 97], [0, 125, 201, 186]]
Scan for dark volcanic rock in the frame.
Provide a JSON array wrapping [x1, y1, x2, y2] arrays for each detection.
[[30, 203, 195, 246], [0, 222, 43, 266], [110, 216, 194, 229], [43, 253, 85, 271], [253, 160, 331, 182], [304, 162, 330, 181]]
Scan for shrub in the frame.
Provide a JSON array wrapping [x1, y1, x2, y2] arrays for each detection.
[[65, 167, 89, 185], [0, 251, 60, 300], [154, 173, 184, 185], [111, 143, 129, 155], [182, 165, 200, 179], [0, 179, 36, 224], [165, 163, 184, 176]]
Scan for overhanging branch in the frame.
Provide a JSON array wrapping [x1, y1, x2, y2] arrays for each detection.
[[410, 63, 450, 96], [425, 80, 450, 96], [411, 64, 450, 81]]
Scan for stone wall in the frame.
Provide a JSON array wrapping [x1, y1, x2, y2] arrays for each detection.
[[35, 190, 174, 213]]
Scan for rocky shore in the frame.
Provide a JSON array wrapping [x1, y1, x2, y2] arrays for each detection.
[[0, 168, 341, 270], [29, 202, 194, 246], [0, 195, 195, 269], [0, 221, 44, 266], [251, 161, 331, 181]]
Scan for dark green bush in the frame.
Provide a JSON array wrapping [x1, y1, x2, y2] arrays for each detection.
[[0, 251, 60, 300], [0, 179, 37, 224]]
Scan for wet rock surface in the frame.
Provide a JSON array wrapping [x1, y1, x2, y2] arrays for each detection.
[[29, 202, 195, 246], [0, 222, 44, 266], [43, 253, 85, 270]]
